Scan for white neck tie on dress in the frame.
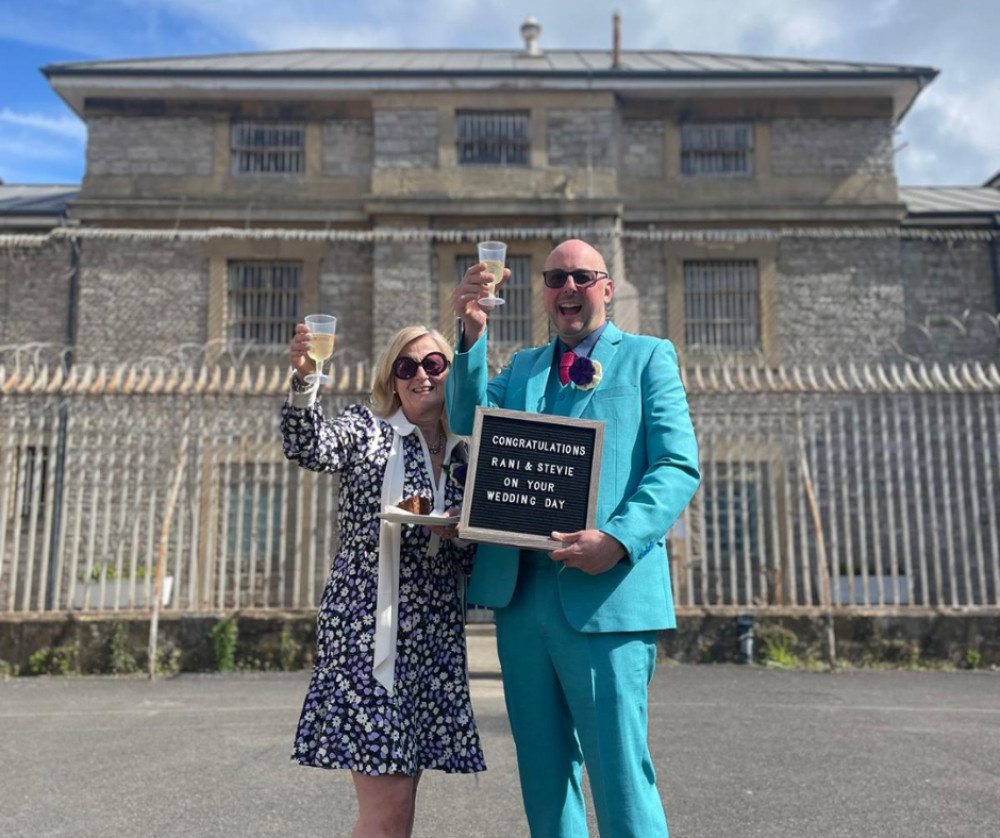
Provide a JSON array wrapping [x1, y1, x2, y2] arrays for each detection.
[[372, 409, 461, 696]]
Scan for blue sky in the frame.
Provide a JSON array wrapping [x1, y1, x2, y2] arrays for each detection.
[[1, 0, 997, 186]]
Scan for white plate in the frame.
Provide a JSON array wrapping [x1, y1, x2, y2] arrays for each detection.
[[377, 509, 460, 526]]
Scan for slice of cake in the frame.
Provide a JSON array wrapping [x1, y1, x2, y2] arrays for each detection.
[[396, 495, 431, 515]]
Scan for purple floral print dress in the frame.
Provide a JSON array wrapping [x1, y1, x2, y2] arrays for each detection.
[[281, 400, 485, 775]]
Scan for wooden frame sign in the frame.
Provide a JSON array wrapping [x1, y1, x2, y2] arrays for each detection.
[[459, 407, 605, 551]]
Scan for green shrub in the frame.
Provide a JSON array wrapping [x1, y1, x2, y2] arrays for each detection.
[[279, 628, 300, 672], [759, 626, 800, 669], [108, 623, 138, 675], [965, 649, 982, 670], [211, 618, 238, 672], [28, 645, 80, 676], [155, 646, 182, 677]]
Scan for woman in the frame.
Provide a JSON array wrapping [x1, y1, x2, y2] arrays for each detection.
[[282, 323, 485, 838]]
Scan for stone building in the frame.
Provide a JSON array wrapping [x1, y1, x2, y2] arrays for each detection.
[[1, 22, 998, 620], [4, 18, 991, 370]]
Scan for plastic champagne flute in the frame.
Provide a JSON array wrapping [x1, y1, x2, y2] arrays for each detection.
[[303, 314, 337, 386], [477, 241, 506, 310]]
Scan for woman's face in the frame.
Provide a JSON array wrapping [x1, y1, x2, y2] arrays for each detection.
[[393, 335, 449, 421]]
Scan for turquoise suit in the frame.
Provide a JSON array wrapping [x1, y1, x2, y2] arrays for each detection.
[[447, 322, 700, 838]]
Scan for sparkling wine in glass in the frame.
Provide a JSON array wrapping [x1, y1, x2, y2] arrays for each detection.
[[477, 241, 506, 310], [304, 314, 337, 386]]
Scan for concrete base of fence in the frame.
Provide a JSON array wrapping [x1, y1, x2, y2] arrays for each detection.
[[0, 609, 997, 675], [664, 609, 1000, 668]]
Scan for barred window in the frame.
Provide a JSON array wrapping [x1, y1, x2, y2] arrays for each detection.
[[456, 255, 533, 347], [680, 122, 754, 177], [230, 121, 305, 175], [684, 260, 760, 352], [456, 110, 530, 166], [702, 472, 762, 561], [227, 479, 284, 560], [227, 261, 303, 347]]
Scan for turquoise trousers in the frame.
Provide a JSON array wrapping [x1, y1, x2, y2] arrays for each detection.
[[494, 553, 669, 838]]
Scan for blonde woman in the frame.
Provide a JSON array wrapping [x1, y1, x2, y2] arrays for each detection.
[[283, 324, 484, 838]]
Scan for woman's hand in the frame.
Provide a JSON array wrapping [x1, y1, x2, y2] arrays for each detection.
[[289, 323, 316, 382], [428, 507, 462, 539]]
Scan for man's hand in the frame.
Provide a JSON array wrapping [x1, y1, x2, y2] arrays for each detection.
[[549, 530, 626, 575], [451, 262, 511, 350], [289, 322, 317, 383]]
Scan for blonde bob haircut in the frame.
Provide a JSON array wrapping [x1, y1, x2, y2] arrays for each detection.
[[370, 325, 455, 419]]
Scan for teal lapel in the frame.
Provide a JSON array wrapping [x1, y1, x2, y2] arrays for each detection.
[[524, 339, 558, 413], [568, 322, 623, 419]]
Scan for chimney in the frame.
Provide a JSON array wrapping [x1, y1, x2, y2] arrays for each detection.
[[612, 12, 621, 68], [521, 17, 542, 56]]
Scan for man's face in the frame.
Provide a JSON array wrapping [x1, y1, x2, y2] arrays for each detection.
[[541, 244, 614, 347]]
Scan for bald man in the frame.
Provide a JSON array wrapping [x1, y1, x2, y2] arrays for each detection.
[[447, 240, 700, 838]]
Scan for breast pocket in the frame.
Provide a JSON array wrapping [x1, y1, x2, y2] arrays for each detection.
[[594, 385, 638, 401]]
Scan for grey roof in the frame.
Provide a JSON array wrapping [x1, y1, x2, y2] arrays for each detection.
[[0, 184, 80, 215], [985, 171, 1000, 189], [900, 187, 1000, 216], [43, 48, 934, 78]]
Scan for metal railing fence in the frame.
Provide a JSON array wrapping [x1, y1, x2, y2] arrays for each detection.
[[1, 359, 998, 615]]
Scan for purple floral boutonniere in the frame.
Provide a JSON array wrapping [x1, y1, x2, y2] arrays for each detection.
[[568, 356, 603, 391], [447, 460, 468, 487]]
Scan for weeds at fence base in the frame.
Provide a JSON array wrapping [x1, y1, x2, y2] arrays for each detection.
[[29, 644, 81, 676], [211, 619, 238, 673], [758, 626, 801, 669]]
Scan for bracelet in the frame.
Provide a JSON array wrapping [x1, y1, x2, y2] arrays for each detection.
[[289, 372, 312, 392]]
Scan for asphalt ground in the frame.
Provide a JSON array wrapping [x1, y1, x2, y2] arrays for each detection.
[[1, 631, 998, 838]]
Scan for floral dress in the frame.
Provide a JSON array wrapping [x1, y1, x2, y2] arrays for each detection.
[[281, 400, 485, 775]]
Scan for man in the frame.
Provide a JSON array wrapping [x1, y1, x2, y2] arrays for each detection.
[[446, 239, 700, 838]]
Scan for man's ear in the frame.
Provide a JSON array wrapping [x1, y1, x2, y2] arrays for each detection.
[[604, 278, 614, 303]]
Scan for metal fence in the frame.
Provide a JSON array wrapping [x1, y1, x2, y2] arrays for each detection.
[[1, 359, 998, 616]]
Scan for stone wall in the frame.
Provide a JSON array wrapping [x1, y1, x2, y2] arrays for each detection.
[[0, 242, 73, 358], [547, 109, 616, 168], [622, 238, 668, 335], [371, 237, 436, 355], [86, 116, 215, 177], [622, 120, 665, 179], [322, 119, 374, 177], [374, 109, 439, 169], [0, 234, 995, 372], [900, 240, 998, 362], [74, 240, 209, 365], [776, 238, 906, 362], [771, 117, 894, 176], [320, 242, 374, 365]]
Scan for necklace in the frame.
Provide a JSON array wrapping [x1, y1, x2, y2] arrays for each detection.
[[426, 425, 445, 455]]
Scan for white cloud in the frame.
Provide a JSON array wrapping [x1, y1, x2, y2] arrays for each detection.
[[919, 82, 1000, 160], [634, 0, 848, 53], [0, 108, 87, 141]]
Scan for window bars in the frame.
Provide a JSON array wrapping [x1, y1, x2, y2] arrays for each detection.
[[227, 261, 303, 346], [680, 122, 755, 177], [230, 121, 305, 175], [455, 110, 531, 167], [684, 260, 760, 352]]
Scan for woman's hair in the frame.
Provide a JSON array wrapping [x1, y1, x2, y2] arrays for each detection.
[[370, 325, 455, 418]]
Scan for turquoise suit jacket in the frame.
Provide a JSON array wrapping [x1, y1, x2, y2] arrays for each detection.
[[447, 322, 700, 633]]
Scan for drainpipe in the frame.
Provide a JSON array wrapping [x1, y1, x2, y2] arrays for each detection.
[[991, 214, 1000, 317], [45, 217, 77, 610]]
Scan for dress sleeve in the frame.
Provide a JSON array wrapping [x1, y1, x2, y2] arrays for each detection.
[[281, 400, 381, 476]]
